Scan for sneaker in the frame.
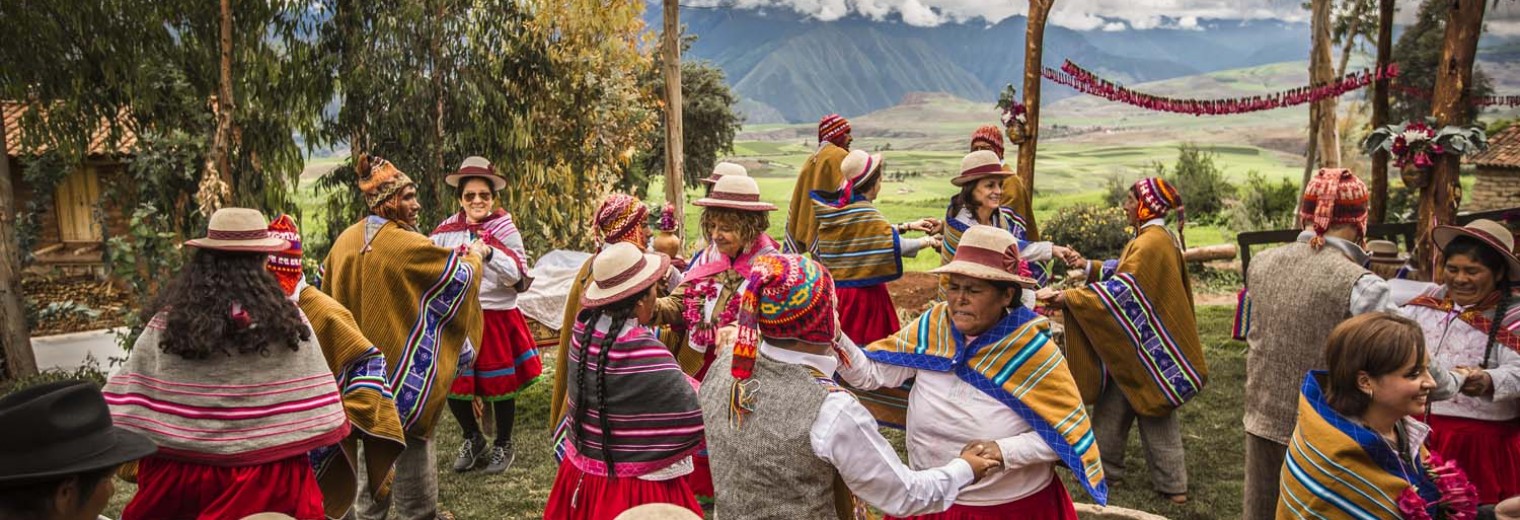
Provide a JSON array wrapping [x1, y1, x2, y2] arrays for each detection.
[[452, 435, 488, 472], [484, 442, 514, 474]]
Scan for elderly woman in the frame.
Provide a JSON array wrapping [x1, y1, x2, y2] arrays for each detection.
[[935, 151, 1074, 295], [810, 149, 938, 346], [837, 225, 1105, 520], [430, 157, 540, 476], [651, 173, 780, 504], [1399, 219, 1520, 506]]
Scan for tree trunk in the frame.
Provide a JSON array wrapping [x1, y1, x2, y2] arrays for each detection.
[[0, 115, 39, 381], [200, 0, 235, 216], [1016, 0, 1054, 198], [1298, 103, 1320, 218], [1370, 0, 1394, 224], [1414, 0, 1487, 277], [661, 0, 685, 243], [1310, 0, 1341, 168], [1336, 0, 1368, 78], [430, 0, 446, 181]]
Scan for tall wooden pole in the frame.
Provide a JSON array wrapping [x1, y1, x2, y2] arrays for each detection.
[[0, 114, 40, 381], [661, 0, 686, 241], [199, 0, 235, 216], [1369, 0, 1394, 224], [1414, 0, 1486, 277], [1014, 0, 1053, 241], [1310, 0, 1340, 169]]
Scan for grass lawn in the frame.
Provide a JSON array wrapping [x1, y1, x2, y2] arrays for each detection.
[[104, 306, 1249, 520]]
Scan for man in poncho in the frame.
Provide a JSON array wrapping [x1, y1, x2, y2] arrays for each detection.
[[1037, 177, 1206, 505], [321, 154, 485, 520], [784, 113, 852, 253], [267, 214, 408, 520]]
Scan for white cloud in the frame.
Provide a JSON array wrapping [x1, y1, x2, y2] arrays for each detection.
[[1101, 21, 1127, 32], [682, 0, 1316, 30]]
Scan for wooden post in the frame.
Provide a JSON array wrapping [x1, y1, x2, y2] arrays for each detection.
[[1370, 0, 1394, 224], [661, 0, 685, 241], [199, 0, 235, 216], [0, 114, 40, 381], [1414, 0, 1486, 275], [1015, 0, 1054, 197], [1310, 0, 1340, 169]]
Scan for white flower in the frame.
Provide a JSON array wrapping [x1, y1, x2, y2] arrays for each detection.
[[1401, 129, 1430, 143]]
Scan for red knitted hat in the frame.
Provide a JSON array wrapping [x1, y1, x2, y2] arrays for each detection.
[[971, 125, 1004, 159], [1299, 168, 1369, 245], [818, 114, 851, 148], [265, 214, 304, 297], [728, 254, 840, 427]]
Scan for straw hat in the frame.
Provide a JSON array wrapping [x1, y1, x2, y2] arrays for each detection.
[[1366, 240, 1404, 265], [841, 149, 883, 188], [613, 503, 703, 520], [951, 150, 1013, 187], [702, 161, 748, 185], [581, 242, 673, 307], [1432, 219, 1520, 281], [929, 225, 1036, 287], [184, 208, 289, 253], [240, 515, 297, 520], [445, 156, 507, 191], [694, 175, 777, 212]]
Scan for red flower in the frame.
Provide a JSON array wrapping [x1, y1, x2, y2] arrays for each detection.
[[1399, 487, 1433, 520]]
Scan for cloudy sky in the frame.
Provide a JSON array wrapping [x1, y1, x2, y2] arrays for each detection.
[[680, 0, 1520, 34]]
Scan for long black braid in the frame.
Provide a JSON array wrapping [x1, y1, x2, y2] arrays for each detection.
[[1441, 236, 1513, 368], [571, 295, 639, 478]]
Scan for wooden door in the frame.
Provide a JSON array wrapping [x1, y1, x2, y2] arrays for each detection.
[[54, 166, 102, 242]]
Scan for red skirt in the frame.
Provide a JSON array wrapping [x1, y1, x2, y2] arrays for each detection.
[[838, 284, 901, 345], [886, 476, 1078, 520], [450, 308, 543, 400], [122, 454, 325, 520], [543, 458, 703, 520], [1425, 414, 1520, 504], [690, 445, 714, 503]]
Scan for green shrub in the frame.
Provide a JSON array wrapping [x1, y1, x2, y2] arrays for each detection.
[[1164, 144, 1234, 225], [1227, 172, 1300, 233], [0, 356, 108, 397], [1044, 203, 1132, 261]]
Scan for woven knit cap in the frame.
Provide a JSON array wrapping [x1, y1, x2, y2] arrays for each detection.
[[265, 214, 304, 297], [1298, 168, 1369, 242], [971, 124, 1005, 159], [731, 254, 838, 382], [818, 114, 851, 148], [355, 155, 416, 210], [703, 162, 748, 185], [1130, 177, 1188, 250], [594, 193, 649, 247]]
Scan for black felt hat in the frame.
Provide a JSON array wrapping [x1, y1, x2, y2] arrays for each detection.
[[0, 380, 157, 486]]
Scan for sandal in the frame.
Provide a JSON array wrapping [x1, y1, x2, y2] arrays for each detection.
[[1161, 492, 1189, 505]]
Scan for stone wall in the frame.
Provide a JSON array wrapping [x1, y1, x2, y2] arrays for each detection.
[[1469, 166, 1520, 212]]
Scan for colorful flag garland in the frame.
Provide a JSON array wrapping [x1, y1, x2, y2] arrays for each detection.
[[1042, 60, 1400, 116]]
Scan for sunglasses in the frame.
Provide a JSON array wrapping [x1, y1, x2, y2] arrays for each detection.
[[462, 192, 494, 202]]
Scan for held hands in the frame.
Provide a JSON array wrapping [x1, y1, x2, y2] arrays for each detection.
[[1455, 367, 1494, 397], [467, 239, 492, 260], [899, 218, 939, 234], [1035, 288, 1064, 308], [1052, 245, 1086, 270], [922, 236, 944, 252], [716, 325, 739, 350], [958, 440, 1004, 483]]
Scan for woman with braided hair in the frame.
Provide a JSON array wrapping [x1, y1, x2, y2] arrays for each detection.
[[544, 243, 704, 520], [1399, 219, 1520, 506]]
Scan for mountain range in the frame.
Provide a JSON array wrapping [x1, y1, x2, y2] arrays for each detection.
[[651, 6, 1319, 123]]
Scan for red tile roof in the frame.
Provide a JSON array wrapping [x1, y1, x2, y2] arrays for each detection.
[[4, 102, 137, 157], [1469, 125, 1520, 169]]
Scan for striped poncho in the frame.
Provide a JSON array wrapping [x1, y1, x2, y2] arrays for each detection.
[[555, 314, 704, 478], [940, 205, 1048, 297], [104, 312, 351, 466], [809, 191, 903, 287]]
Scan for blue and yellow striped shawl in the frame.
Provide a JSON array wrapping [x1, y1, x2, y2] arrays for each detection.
[[939, 206, 1049, 297], [863, 302, 1108, 505], [809, 191, 903, 287], [1279, 371, 1439, 520]]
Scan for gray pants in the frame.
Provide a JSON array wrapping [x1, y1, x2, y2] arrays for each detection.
[[348, 434, 440, 520], [1092, 380, 1188, 495], [1242, 433, 1288, 520]]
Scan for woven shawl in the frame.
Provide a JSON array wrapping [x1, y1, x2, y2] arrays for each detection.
[[1278, 371, 1439, 520], [554, 315, 704, 478], [785, 143, 849, 253], [998, 165, 1040, 241], [938, 205, 1048, 299], [321, 216, 483, 438], [104, 313, 350, 466], [863, 302, 1109, 505], [298, 285, 407, 519], [808, 192, 903, 287], [1062, 224, 1208, 417], [1403, 285, 1520, 356], [431, 208, 529, 277]]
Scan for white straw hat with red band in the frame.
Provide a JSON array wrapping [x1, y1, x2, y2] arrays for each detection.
[[184, 208, 290, 253], [445, 155, 507, 191], [694, 175, 777, 212], [929, 225, 1036, 288], [581, 242, 674, 307], [1432, 219, 1520, 282], [951, 150, 1013, 187]]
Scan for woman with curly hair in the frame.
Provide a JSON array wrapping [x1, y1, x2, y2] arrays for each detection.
[[650, 173, 780, 505], [104, 208, 349, 520]]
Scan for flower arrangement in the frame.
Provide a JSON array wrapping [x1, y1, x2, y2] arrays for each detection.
[[1397, 452, 1479, 520], [1362, 119, 1489, 171], [657, 203, 678, 233], [997, 84, 1029, 145]]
